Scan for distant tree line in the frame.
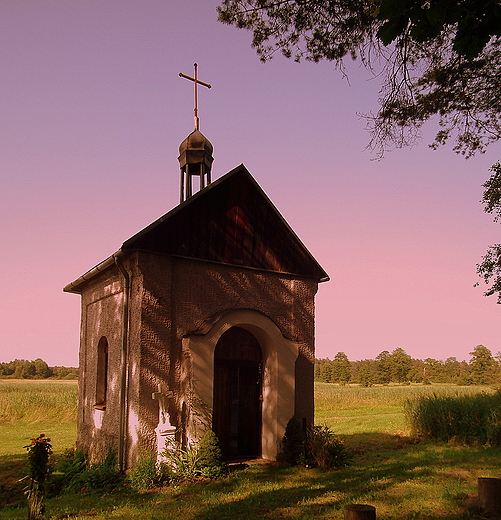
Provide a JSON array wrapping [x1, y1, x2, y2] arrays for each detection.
[[0, 358, 78, 380], [315, 345, 500, 386]]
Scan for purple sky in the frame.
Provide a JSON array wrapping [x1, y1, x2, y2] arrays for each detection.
[[2, 1, 501, 367]]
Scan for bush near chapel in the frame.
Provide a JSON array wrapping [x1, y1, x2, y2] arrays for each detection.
[[278, 417, 352, 469]]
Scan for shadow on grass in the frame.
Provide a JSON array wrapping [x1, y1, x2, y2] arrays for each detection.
[[187, 442, 498, 520], [341, 431, 416, 454], [3, 440, 500, 519], [0, 454, 26, 507]]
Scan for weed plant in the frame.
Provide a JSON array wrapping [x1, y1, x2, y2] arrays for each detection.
[[315, 382, 496, 435], [315, 382, 495, 412], [51, 448, 86, 494], [127, 451, 167, 491], [162, 438, 201, 481], [405, 389, 501, 444], [154, 429, 226, 483]]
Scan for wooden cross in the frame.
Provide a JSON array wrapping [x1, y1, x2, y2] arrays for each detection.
[[179, 63, 211, 131]]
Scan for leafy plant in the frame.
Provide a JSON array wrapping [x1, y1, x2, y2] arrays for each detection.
[[161, 439, 200, 482], [305, 426, 352, 469], [65, 450, 124, 492], [24, 433, 52, 520], [50, 448, 86, 495], [127, 451, 168, 491], [161, 430, 225, 482]]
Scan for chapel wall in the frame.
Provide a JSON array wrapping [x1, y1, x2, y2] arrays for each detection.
[[136, 251, 318, 447], [77, 267, 125, 464], [133, 252, 176, 457]]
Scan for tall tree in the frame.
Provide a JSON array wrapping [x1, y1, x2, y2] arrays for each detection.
[[218, 0, 501, 157], [317, 358, 334, 382], [331, 351, 352, 383], [33, 358, 51, 379], [354, 359, 376, 387], [443, 356, 461, 382], [422, 358, 440, 381], [388, 347, 413, 383], [375, 350, 392, 384], [468, 344, 497, 384]]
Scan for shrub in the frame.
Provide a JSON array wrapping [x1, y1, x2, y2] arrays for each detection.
[[305, 425, 352, 469], [278, 418, 352, 469], [197, 429, 225, 478], [277, 417, 306, 465]]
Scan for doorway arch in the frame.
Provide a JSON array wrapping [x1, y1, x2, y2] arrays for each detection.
[[187, 309, 299, 460], [213, 326, 262, 458]]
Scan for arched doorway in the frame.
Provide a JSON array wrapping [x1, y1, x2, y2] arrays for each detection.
[[213, 326, 262, 459]]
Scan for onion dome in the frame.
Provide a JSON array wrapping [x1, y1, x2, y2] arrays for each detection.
[[178, 129, 213, 174]]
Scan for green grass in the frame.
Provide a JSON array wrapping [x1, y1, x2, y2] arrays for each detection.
[[0, 379, 78, 458], [0, 421, 76, 457], [2, 444, 500, 519], [0, 381, 78, 509], [315, 382, 495, 436], [1, 380, 500, 519], [0, 379, 78, 424]]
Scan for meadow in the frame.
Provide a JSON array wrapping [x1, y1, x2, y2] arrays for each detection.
[[0, 380, 78, 456], [1, 380, 500, 519]]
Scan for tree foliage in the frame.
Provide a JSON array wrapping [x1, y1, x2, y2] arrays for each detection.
[[388, 347, 413, 382], [477, 162, 501, 303], [331, 351, 352, 383], [0, 358, 78, 379], [218, 0, 501, 157], [315, 345, 499, 385], [469, 344, 497, 384], [375, 350, 392, 384]]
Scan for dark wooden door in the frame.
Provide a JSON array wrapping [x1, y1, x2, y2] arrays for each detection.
[[213, 327, 262, 458]]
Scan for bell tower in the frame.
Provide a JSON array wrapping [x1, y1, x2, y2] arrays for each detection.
[[178, 64, 213, 202]]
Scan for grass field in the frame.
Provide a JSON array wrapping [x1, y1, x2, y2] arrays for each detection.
[[1, 380, 500, 519], [0, 380, 78, 456], [315, 382, 496, 435]]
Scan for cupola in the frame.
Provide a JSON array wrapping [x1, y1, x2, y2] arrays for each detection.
[[178, 63, 213, 202], [178, 129, 213, 201]]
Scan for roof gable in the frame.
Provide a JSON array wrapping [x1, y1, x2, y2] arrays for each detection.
[[122, 165, 328, 280]]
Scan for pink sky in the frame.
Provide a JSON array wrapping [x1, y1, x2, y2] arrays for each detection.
[[1, 1, 500, 367]]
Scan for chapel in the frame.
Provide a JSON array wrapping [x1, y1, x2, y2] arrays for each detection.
[[64, 69, 328, 469]]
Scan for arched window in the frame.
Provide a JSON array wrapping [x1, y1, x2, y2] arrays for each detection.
[[95, 337, 108, 410]]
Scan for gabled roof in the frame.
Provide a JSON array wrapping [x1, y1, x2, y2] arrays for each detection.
[[64, 165, 328, 293]]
